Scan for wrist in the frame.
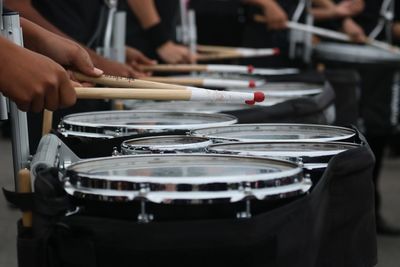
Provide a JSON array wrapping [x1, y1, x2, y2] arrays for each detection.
[[144, 22, 170, 50]]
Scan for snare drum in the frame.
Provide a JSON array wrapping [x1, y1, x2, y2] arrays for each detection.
[[191, 123, 358, 143], [207, 141, 360, 183], [64, 154, 310, 221], [58, 111, 238, 139], [121, 135, 212, 154], [313, 42, 400, 66]]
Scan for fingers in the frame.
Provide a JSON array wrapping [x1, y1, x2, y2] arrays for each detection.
[[69, 44, 104, 77], [58, 75, 77, 109]]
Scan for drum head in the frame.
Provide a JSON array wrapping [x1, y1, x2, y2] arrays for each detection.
[[313, 42, 400, 65], [208, 142, 360, 163], [192, 124, 357, 143], [121, 135, 212, 154], [64, 154, 309, 203], [59, 111, 238, 138]]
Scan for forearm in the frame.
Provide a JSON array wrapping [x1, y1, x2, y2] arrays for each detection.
[[127, 0, 160, 29], [4, 0, 68, 38], [311, 7, 337, 21]]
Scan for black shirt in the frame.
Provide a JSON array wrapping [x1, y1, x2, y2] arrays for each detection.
[[32, 0, 104, 44]]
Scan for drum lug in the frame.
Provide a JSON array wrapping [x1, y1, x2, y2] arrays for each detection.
[[137, 184, 153, 223], [237, 182, 252, 219], [111, 147, 120, 156]]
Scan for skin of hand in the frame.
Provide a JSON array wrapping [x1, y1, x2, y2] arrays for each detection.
[[342, 18, 367, 43], [126, 46, 156, 77], [156, 41, 195, 64], [21, 18, 103, 78], [245, 0, 288, 30], [392, 23, 400, 41], [0, 37, 77, 112], [89, 52, 137, 78], [335, 0, 365, 18]]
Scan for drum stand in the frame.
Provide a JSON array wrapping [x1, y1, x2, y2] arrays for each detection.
[[369, 0, 395, 43], [99, 0, 126, 63], [0, 9, 31, 190], [288, 0, 313, 63]]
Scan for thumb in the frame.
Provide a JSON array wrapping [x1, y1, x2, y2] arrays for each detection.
[[70, 47, 104, 77]]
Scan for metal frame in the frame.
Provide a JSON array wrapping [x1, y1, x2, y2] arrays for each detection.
[[0, 9, 31, 189]]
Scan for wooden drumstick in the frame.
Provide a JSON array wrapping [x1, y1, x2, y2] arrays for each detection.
[[142, 77, 260, 88], [42, 110, 53, 136], [197, 45, 279, 56], [75, 87, 265, 104], [254, 15, 400, 53], [197, 49, 279, 61], [139, 64, 299, 76], [18, 169, 32, 228], [74, 72, 190, 90]]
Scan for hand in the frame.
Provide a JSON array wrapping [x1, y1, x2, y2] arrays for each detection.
[[262, 0, 288, 30], [91, 54, 138, 78], [21, 18, 103, 77], [342, 18, 367, 43], [335, 0, 364, 18], [393, 23, 400, 41], [0, 38, 76, 112], [157, 41, 195, 64], [126, 46, 156, 77]]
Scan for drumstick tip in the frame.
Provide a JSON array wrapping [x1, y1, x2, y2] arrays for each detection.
[[273, 48, 280, 55], [247, 65, 255, 74], [249, 80, 256, 88], [245, 91, 265, 104]]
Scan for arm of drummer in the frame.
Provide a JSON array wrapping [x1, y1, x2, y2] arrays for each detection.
[[341, 17, 367, 43], [311, 0, 365, 21], [0, 36, 76, 112], [393, 22, 400, 41], [4, 0, 142, 78], [244, 0, 288, 30], [126, 0, 196, 64]]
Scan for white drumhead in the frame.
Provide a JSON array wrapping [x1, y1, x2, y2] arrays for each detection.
[[192, 123, 357, 143]]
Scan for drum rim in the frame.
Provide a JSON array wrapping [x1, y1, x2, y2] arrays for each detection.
[[207, 141, 360, 156], [121, 135, 213, 153], [191, 123, 357, 142], [64, 178, 311, 203], [59, 111, 238, 138], [65, 154, 303, 184]]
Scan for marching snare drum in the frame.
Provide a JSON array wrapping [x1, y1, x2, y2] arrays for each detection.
[[191, 123, 357, 143], [121, 135, 212, 154], [207, 142, 360, 183], [58, 111, 238, 139], [313, 42, 400, 66], [64, 154, 310, 221]]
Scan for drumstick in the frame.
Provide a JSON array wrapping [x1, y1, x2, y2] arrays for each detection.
[[75, 72, 262, 90], [197, 45, 279, 56], [42, 110, 53, 136], [139, 64, 299, 75], [18, 169, 32, 228], [74, 72, 188, 90], [254, 15, 400, 53], [142, 76, 262, 88], [197, 48, 279, 61], [75, 87, 265, 104]]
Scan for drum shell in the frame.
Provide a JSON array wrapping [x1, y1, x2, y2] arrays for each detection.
[[120, 135, 212, 155]]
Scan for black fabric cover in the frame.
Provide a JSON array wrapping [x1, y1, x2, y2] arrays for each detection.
[[8, 130, 377, 267]]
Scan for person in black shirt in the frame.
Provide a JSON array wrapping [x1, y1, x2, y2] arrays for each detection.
[[123, 0, 195, 64]]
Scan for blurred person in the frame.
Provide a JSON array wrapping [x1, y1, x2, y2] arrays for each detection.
[[4, 0, 155, 77], [123, 0, 196, 64]]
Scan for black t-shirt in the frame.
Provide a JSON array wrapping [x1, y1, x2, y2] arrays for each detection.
[[32, 0, 104, 44]]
